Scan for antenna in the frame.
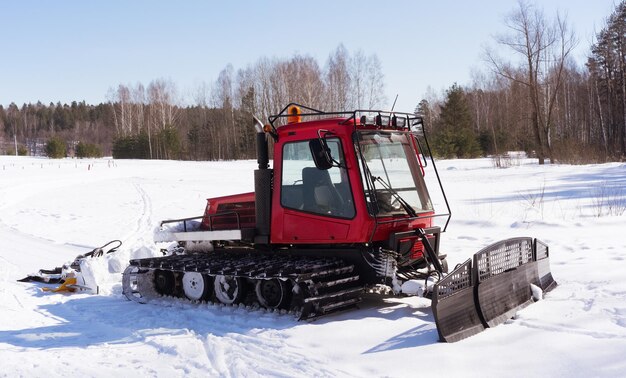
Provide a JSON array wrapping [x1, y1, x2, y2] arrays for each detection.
[[390, 94, 399, 112]]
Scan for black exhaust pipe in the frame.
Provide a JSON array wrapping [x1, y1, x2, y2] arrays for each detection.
[[254, 117, 269, 169], [253, 117, 271, 243]]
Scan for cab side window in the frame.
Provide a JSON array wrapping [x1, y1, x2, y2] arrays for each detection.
[[281, 139, 355, 218]]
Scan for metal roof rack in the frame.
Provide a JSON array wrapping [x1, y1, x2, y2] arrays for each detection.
[[267, 103, 425, 134]]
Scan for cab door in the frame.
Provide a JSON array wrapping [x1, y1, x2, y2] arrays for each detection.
[[271, 137, 357, 244]]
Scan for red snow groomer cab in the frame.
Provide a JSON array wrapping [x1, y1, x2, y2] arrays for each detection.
[[124, 104, 556, 342]]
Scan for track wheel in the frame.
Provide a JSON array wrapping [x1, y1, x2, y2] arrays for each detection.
[[214, 275, 246, 305], [154, 269, 176, 296], [255, 279, 292, 309], [181, 272, 212, 301]]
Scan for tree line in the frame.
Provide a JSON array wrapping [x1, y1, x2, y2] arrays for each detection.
[[0, 45, 385, 160], [422, 1, 626, 164], [1, 1, 625, 163]]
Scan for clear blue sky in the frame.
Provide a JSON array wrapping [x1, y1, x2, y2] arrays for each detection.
[[0, 0, 616, 112]]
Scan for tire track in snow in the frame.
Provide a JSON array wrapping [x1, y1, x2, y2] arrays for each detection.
[[118, 179, 155, 251], [515, 282, 626, 341], [201, 334, 229, 375], [198, 329, 342, 377], [124, 301, 338, 376], [183, 310, 346, 377], [517, 319, 626, 340], [39, 295, 344, 376], [134, 181, 154, 237]]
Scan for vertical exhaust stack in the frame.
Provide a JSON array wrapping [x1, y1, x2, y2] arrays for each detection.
[[255, 117, 269, 170], [253, 117, 272, 244]]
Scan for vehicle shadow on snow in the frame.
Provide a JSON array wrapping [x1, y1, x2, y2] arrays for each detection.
[[312, 293, 440, 351], [363, 324, 437, 352], [361, 295, 440, 351], [0, 292, 298, 350], [0, 291, 440, 351]]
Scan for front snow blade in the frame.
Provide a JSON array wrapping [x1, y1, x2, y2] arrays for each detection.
[[474, 237, 537, 328], [431, 259, 485, 342], [534, 239, 557, 292], [432, 237, 556, 342]]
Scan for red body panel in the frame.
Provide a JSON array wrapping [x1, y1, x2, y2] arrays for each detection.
[[200, 192, 255, 231]]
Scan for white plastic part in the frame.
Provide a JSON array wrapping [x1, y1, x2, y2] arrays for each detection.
[[173, 230, 242, 242], [182, 272, 207, 301], [214, 275, 241, 304]]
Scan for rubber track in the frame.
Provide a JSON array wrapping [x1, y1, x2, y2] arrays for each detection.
[[123, 251, 363, 319]]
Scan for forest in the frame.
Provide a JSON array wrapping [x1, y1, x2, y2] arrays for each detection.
[[0, 1, 624, 163]]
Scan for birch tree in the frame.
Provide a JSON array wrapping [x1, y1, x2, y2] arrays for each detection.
[[487, 0, 576, 164]]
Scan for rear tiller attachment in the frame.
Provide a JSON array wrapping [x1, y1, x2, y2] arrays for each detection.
[[431, 237, 556, 342]]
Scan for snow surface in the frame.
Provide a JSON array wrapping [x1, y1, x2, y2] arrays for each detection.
[[1, 156, 626, 377]]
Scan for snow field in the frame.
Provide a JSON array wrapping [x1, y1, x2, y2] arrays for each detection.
[[1, 155, 625, 377]]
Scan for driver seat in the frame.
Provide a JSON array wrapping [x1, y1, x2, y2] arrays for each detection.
[[301, 167, 344, 215]]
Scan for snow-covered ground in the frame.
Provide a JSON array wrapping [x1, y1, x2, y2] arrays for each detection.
[[1, 156, 625, 377]]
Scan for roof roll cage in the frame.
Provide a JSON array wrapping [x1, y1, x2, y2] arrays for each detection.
[[267, 102, 425, 136]]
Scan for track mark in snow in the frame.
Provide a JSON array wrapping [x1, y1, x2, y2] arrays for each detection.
[[6, 293, 338, 377], [135, 303, 340, 377], [11, 293, 25, 310], [517, 280, 626, 341], [116, 180, 156, 253], [202, 334, 229, 376], [132, 181, 154, 239], [517, 319, 626, 340], [209, 331, 339, 377]]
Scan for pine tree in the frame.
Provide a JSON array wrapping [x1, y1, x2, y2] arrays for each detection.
[[45, 136, 66, 158], [432, 84, 482, 158]]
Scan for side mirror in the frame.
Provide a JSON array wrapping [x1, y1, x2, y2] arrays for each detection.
[[309, 138, 333, 170]]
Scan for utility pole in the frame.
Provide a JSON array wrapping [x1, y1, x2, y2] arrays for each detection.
[[14, 133, 18, 156]]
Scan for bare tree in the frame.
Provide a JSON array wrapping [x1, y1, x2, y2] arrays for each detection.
[[213, 65, 236, 159], [350, 50, 367, 109], [325, 44, 351, 110], [350, 50, 386, 109], [148, 78, 179, 131], [284, 55, 325, 108], [253, 57, 276, 122], [364, 53, 386, 109], [486, 0, 577, 164], [107, 84, 133, 136], [6, 103, 20, 155], [148, 78, 179, 159]]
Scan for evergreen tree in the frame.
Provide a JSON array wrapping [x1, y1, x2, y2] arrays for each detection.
[[75, 142, 102, 158], [45, 136, 66, 158], [416, 99, 435, 135], [431, 84, 482, 158]]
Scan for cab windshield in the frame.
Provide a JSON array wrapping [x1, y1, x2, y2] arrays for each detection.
[[356, 131, 433, 217]]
